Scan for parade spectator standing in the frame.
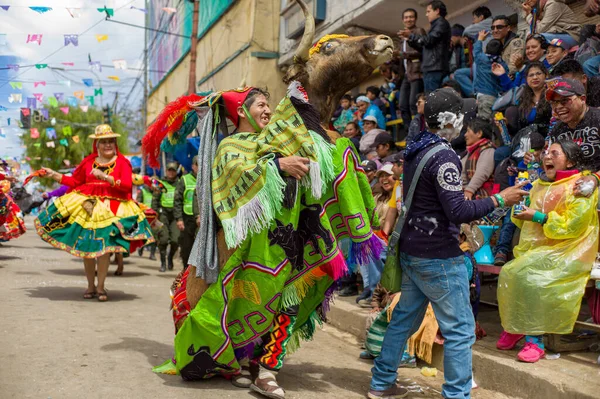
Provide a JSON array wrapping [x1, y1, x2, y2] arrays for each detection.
[[397, 8, 426, 125], [173, 156, 199, 271], [356, 96, 386, 132], [523, 0, 580, 50], [368, 89, 528, 399], [333, 94, 355, 134], [462, 118, 497, 199], [473, 31, 507, 120], [552, 59, 600, 107], [360, 116, 388, 160], [343, 121, 362, 150], [449, 25, 467, 76], [491, 15, 524, 75], [152, 162, 180, 272], [401, 0, 451, 92]]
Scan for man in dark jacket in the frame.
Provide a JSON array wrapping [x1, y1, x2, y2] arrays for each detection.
[[397, 8, 426, 125], [173, 156, 199, 271], [401, 0, 451, 92], [368, 88, 528, 399]]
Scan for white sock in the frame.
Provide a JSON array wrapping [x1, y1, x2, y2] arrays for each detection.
[[258, 365, 278, 380]]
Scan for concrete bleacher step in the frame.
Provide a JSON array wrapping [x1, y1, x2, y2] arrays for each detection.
[[326, 295, 600, 399]]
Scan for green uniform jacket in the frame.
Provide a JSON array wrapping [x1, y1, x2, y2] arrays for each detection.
[[173, 172, 199, 221], [151, 176, 179, 215]]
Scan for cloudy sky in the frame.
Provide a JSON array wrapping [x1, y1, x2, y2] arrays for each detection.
[[0, 0, 151, 160]]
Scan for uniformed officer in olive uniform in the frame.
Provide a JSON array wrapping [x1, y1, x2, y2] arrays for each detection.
[[136, 177, 157, 260], [152, 162, 180, 272], [173, 156, 199, 269]]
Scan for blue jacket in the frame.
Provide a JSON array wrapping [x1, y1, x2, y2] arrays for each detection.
[[399, 131, 495, 259], [358, 104, 387, 132], [473, 40, 507, 97]]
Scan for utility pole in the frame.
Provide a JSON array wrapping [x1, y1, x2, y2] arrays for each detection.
[[141, 0, 149, 175], [188, 0, 200, 94]]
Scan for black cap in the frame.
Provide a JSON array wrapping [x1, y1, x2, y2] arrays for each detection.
[[373, 132, 395, 147], [546, 77, 585, 99], [424, 88, 465, 129], [361, 160, 377, 172], [383, 151, 405, 164]]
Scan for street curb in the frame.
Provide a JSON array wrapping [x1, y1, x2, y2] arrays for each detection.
[[326, 298, 599, 399]]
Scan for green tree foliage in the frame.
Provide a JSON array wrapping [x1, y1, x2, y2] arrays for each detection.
[[21, 106, 129, 186]]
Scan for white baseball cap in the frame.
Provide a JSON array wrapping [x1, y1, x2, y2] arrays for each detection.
[[376, 163, 394, 176], [363, 115, 378, 123]]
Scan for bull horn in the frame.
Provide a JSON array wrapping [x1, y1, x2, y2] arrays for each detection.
[[293, 0, 315, 63]]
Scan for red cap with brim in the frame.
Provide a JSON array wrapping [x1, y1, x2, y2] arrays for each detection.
[[221, 88, 255, 127]]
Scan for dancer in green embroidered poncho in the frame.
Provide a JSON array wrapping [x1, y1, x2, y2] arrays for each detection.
[[148, 85, 383, 398]]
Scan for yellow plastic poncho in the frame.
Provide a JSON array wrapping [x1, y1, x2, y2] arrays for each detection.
[[498, 173, 598, 335]]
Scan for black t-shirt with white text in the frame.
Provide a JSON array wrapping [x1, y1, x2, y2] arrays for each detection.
[[549, 107, 600, 172]]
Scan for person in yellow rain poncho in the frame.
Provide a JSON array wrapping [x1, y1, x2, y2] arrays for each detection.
[[496, 140, 599, 363]]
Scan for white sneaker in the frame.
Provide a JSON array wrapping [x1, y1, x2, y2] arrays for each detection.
[[591, 253, 600, 280]]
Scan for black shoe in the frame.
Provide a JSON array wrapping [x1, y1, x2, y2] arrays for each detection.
[[356, 288, 372, 303], [168, 261, 174, 271], [160, 252, 167, 272], [137, 247, 144, 257], [339, 286, 359, 297], [149, 253, 157, 261], [159, 263, 166, 272]]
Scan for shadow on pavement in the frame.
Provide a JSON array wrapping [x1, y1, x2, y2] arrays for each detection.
[[16, 271, 41, 275], [278, 362, 371, 396], [48, 268, 150, 278], [0, 255, 21, 261], [24, 286, 140, 301]]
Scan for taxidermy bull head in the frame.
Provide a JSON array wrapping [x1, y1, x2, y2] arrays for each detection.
[[284, 0, 394, 124]]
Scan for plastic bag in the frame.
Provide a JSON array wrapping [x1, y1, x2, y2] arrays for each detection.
[[498, 174, 599, 335]]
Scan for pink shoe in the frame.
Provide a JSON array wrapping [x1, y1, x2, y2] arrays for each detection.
[[496, 331, 525, 350], [517, 342, 545, 363]]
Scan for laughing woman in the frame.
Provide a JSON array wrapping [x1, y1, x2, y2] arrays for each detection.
[[35, 125, 154, 301], [497, 140, 599, 362]]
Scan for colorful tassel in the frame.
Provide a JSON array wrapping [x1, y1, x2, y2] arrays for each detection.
[[348, 234, 385, 266]]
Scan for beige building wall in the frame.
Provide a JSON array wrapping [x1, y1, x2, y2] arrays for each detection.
[[147, 0, 285, 124]]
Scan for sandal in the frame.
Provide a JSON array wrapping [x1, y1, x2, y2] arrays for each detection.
[[231, 367, 253, 388], [97, 291, 108, 302], [114, 269, 123, 276], [83, 290, 96, 299], [250, 376, 286, 399]]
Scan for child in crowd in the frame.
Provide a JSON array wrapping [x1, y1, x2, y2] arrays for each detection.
[[334, 95, 356, 134], [494, 132, 545, 266], [546, 38, 572, 74], [474, 31, 508, 120]]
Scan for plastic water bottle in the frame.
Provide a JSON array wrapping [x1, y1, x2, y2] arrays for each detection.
[[514, 171, 530, 215]]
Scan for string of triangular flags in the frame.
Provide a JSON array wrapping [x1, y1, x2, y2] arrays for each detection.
[[0, 5, 180, 17], [2, 59, 128, 71]]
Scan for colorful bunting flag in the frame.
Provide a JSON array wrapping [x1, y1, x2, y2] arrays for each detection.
[[0, 6, 9, 11], [46, 127, 56, 139], [94, 88, 103, 96], [35, 64, 48, 69], [66, 8, 80, 18], [79, 105, 88, 113], [26, 34, 43, 45], [97, 7, 114, 16], [54, 93, 64, 101], [64, 34, 78, 46], [72, 135, 80, 144], [33, 93, 43, 102], [89, 61, 102, 72], [60, 107, 69, 115], [27, 97, 36, 109], [130, 6, 147, 13], [113, 59, 127, 70], [61, 62, 74, 66], [33, 143, 41, 148], [6, 64, 19, 72], [96, 34, 108, 43], [9, 94, 22, 103], [73, 91, 84, 100], [46, 141, 55, 148], [0, 106, 7, 111], [9, 82, 22, 90], [20, 108, 30, 117], [40, 108, 48, 119], [86, 96, 95, 105], [47, 96, 58, 107], [30, 128, 39, 139], [33, 81, 46, 88], [162, 7, 177, 13], [82, 79, 94, 87], [29, 7, 52, 14], [7, 117, 10, 125], [0, 128, 5, 139], [59, 138, 69, 147], [107, 76, 120, 81], [62, 126, 72, 136], [67, 97, 78, 107], [50, 117, 55, 125]]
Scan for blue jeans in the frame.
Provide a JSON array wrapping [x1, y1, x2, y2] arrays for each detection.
[[454, 67, 473, 97], [424, 71, 446, 93], [495, 210, 516, 256], [371, 253, 475, 398], [583, 55, 600, 78], [540, 33, 578, 50]]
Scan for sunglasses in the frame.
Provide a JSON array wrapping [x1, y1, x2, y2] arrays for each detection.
[[491, 24, 507, 30], [548, 97, 576, 107]]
